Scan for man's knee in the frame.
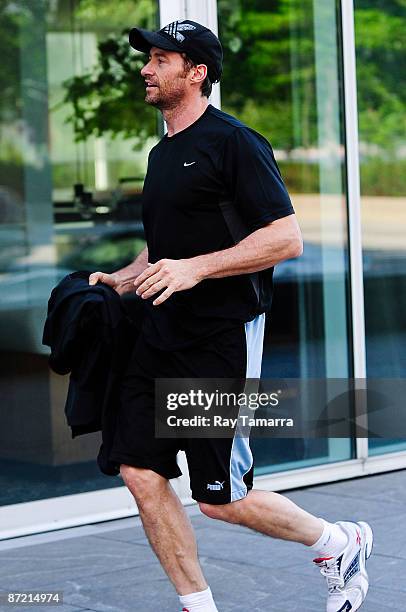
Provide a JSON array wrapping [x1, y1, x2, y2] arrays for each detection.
[[120, 464, 166, 505], [198, 501, 240, 523]]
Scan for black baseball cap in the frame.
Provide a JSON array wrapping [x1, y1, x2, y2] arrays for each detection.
[[129, 19, 223, 83]]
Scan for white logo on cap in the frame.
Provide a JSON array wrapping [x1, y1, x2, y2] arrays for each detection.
[[178, 23, 196, 31], [163, 21, 196, 43]]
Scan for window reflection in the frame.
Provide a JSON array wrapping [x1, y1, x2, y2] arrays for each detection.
[[218, 0, 354, 472], [353, 0, 406, 453], [0, 0, 158, 505]]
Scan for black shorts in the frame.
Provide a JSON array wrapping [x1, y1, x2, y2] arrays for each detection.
[[109, 314, 265, 504]]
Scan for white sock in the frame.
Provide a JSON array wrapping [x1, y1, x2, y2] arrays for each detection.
[[309, 518, 348, 559], [179, 586, 218, 612]]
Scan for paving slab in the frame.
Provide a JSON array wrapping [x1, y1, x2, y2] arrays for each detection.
[[194, 526, 310, 570], [0, 603, 87, 612], [0, 536, 157, 591], [89, 528, 151, 547], [367, 511, 406, 560], [285, 488, 403, 522], [309, 470, 406, 505], [46, 563, 175, 612]]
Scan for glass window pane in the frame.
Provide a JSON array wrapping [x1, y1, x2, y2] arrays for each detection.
[[353, 0, 406, 455], [0, 0, 159, 506], [217, 0, 355, 473]]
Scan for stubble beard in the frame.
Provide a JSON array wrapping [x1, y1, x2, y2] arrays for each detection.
[[145, 72, 188, 111]]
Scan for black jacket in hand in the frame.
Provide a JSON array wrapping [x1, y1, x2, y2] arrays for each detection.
[[42, 270, 143, 476]]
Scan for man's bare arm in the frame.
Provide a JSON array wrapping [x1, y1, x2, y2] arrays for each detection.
[[133, 214, 303, 306], [193, 214, 302, 279], [89, 246, 149, 295]]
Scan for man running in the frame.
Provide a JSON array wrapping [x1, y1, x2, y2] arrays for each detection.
[[89, 19, 373, 612]]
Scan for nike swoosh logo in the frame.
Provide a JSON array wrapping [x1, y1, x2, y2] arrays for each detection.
[[184, 161, 196, 166]]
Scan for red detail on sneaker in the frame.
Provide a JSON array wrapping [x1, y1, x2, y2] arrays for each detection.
[[356, 530, 361, 545], [313, 556, 334, 563], [182, 609, 190, 611]]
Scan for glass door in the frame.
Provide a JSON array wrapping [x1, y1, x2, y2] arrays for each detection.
[[353, 0, 406, 455], [217, 0, 354, 472]]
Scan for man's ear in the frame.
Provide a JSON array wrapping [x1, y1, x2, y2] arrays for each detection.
[[190, 63, 207, 85]]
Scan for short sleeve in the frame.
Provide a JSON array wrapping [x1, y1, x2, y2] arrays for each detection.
[[222, 127, 295, 231]]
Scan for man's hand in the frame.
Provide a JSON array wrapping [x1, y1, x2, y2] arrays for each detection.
[[89, 271, 133, 296], [133, 258, 203, 306]]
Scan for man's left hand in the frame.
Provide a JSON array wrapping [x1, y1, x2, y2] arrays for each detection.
[[133, 258, 203, 306]]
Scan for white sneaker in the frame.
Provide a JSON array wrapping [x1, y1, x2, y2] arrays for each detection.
[[313, 520, 374, 611]]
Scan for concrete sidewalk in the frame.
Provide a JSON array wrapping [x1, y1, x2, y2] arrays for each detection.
[[0, 469, 405, 611]]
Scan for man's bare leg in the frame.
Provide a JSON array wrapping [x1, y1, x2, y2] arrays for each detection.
[[120, 464, 207, 596], [120, 467, 370, 611], [199, 489, 324, 544], [121, 465, 327, 595], [199, 489, 373, 612]]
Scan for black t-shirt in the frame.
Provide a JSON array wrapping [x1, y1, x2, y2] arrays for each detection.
[[140, 104, 295, 350]]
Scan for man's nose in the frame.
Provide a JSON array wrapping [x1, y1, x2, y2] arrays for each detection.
[[141, 62, 153, 77]]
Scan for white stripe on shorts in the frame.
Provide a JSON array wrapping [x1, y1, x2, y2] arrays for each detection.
[[229, 313, 266, 502]]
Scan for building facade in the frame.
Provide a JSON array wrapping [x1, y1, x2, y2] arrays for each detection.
[[0, 0, 405, 538]]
